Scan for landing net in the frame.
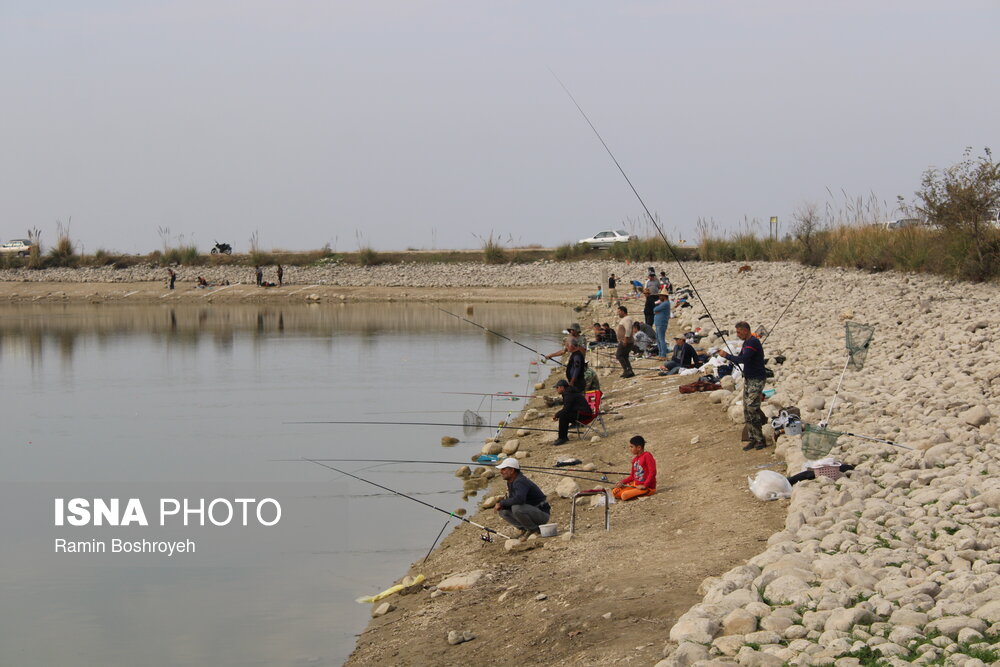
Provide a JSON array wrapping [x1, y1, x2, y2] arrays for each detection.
[[845, 321, 875, 370]]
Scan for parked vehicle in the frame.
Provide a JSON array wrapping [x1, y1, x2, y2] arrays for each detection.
[[578, 229, 637, 248], [0, 239, 35, 256], [882, 218, 924, 230], [211, 241, 233, 255]]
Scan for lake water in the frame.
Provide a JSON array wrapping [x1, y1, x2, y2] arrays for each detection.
[[0, 301, 566, 666]]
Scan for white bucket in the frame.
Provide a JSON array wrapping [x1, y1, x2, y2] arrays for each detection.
[[539, 523, 558, 538]]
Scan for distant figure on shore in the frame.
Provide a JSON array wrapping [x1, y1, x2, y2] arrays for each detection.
[[615, 305, 635, 378], [277, 264, 284, 286], [493, 458, 551, 538], [653, 292, 671, 358], [719, 321, 767, 451], [659, 271, 671, 293], [255, 266, 263, 287], [607, 273, 618, 303], [643, 273, 660, 325], [613, 435, 657, 501], [167, 268, 176, 290], [196, 276, 208, 288]]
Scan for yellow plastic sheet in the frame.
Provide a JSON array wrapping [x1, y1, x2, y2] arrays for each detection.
[[355, 574, 425, 604]]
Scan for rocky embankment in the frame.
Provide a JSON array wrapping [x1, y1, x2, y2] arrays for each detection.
[[657, 265, 1000, 667], [1, 260, 621, 287]]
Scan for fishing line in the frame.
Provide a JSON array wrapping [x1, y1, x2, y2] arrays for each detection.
[[285, 419, 563, 434], [436, 307, 564, 366], [760, 267, 819, 345], [277, 457, 628, 481], [550, 71, 735, 358], [303, 459, 512, 541]]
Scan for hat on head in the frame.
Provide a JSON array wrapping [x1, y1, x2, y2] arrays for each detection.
[[497, 457, 520, 470], [565, 322, 581, 333], [658, 292, 670, 299], [674, 334, 686, 341], [554, 379, 569, 388]]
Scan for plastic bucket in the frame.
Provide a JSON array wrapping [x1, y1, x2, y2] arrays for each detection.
[[539, 523, 558, 538]]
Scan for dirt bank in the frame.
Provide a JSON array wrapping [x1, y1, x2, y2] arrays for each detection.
[[344, 297, 787, 666]]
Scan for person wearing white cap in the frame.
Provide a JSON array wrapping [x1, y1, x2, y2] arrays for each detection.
[[493, 458, 551, 538]]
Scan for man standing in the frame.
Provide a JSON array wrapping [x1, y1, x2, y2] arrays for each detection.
[[255, 265, 263, 287], [653, 293, 671, 357], [607, 273, 618, 304], [493, 458, 551, 538], [719, 321, 767, 451], [167, 267, 176, 290], [276, 264, 284, 286], [643, 274, 659, 326], [615, 305, 636, 378], [551, 379, 593, 445]]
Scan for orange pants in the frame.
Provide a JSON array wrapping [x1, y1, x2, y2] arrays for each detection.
[[612, 486, 655, 501]]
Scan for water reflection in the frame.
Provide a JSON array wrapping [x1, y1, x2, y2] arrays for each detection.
[[0, 302, 567, 365]]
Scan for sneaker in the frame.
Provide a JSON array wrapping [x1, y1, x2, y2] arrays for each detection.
[[621, 371, 635, 378], [742, 442, 755, 451], [552, 438, 569, 446], [755, 442, 769, 450]]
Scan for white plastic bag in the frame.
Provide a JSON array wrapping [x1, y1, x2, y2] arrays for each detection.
[[748, 470, 792, 501]]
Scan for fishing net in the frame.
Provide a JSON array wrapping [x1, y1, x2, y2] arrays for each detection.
[[844, 321, 875, 370], [462, 409, 485, 437], [801, 423, 842, 460]]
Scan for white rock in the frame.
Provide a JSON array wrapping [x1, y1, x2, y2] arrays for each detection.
[[668, 615, 719, 644], [502, 439, 520, 455], [722, 608, 757, 636], [960, 405, 991, 427], [555, 477, 580, 498], [437, 570, 484, 591], [372, 602, 395, 618]]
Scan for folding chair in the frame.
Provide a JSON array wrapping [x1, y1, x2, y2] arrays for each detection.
[[575, 390, 608, 438]]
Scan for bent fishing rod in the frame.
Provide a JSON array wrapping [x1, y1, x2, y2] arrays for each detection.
[[436, 307, 565, 366], [278, 457, 628, 481], [551, 72, 735, 359], [303, 459, 513, 541]]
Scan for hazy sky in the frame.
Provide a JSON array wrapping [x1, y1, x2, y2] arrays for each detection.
[[2, 1, 997, 253]]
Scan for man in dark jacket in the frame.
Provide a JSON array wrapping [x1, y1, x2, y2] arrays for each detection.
[[551, 379, 593, 445], [493, 457, 550, 537], [659, 335, 698, 375], [719, 321, 767, 450]]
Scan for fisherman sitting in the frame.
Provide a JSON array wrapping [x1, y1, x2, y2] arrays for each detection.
[[613, 435, 657, 501], [493, 457, 551, 539], [658, 335, 698, 375], [551, 379, 593, 446], [631, 322, 656, 358]]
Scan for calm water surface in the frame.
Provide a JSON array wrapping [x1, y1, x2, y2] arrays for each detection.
[[0, 302, 566, 666]]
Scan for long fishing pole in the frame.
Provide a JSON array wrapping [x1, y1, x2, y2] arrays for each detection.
[[303, 459, 513, 541], [442, 391, 537, 399], [551, 72, 735, 358], [285, 419, 563, 434], [761, 267, 818, 344], [436, 307, 565, 367], [277, 457, 629, 478]]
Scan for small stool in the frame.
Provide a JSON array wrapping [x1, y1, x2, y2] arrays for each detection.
[[569, 488, 611, 533]]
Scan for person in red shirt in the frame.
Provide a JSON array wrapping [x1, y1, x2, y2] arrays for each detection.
[[613, 435, 657, 501]]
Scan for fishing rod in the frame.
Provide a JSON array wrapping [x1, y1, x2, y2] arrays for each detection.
[[436, 307, 565, 367], [551, 72, 736, 360], [277, 457, 629, 480], [303, 459, 513, 541], [285, 419, 563, 434], [761, 267, 818, 345], [442, 391, 537, 399]]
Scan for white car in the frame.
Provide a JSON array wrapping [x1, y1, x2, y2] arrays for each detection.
[[578, 229, 637, 248], [0, 239, 35, 256]]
